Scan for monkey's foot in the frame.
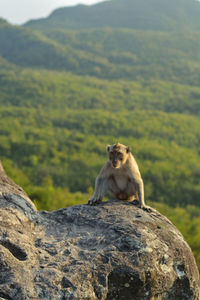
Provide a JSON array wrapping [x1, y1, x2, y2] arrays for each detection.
[[131, 201, 152, 212], [141, 205, 152, 212], [88, 197, 102, 206], [131, 199, 139, 206]]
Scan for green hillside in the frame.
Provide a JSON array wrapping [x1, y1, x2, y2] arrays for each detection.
[[1, 21, 200, 85], [0, 64, 200, 268], [25, 0, 200, 31], [0, 66, 199, 207], [0, 20, 80, 71]]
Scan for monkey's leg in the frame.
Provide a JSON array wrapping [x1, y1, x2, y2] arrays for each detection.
[[125, 178, 144, 207], [124, 179, 137, 201], [88, 176, 108, 205]]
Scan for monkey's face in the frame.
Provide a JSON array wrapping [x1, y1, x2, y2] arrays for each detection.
[[107, 143, 130, 169], [108, 151, 126, 169]]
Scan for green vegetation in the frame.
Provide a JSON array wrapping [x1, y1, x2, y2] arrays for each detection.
[[1, 21, 200, 85], [0, 0, 200, 269], [25, 0, 200, 31], [0, 65, 199, 269], [0, 67, 199, 205]]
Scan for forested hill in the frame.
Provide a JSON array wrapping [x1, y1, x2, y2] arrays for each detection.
[[25, 0, 200, 31], [1, 19, 200, 85], [1, 0, 200, 83]]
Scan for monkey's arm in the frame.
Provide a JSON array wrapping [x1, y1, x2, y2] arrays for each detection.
[[88, 162, 110, 205], [128, 155, 146, 208], [135, 178, 145, 208], [88, 175, 108, 205]]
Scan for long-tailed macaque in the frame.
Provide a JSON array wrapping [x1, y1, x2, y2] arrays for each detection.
[[88, 143, 146, 209]]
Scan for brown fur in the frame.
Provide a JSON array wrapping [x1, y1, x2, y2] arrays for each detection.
[[88, 143, 146, 208]]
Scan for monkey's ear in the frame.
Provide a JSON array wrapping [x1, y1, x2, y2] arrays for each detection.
[[126, 146, 130, 153], [107, 145, 111, 152]]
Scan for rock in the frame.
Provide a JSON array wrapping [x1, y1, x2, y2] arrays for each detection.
[[0, 162, 199, 299]]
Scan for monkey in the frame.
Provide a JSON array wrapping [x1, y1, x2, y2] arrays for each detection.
[[88, 142, 146, 209]]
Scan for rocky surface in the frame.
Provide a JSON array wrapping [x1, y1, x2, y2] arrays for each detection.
[[0, 162, 199, 300]]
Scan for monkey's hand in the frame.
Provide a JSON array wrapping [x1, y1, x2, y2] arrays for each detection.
[[88, 196, 102, 206]]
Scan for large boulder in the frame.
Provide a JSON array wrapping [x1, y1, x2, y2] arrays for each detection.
[[0, 162, 199, 299]]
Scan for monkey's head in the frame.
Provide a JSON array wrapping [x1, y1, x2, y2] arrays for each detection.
[[107, 142, 130, 169]]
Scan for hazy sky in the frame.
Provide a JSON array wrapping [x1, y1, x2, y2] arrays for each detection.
[[0, 0, 105, 25]]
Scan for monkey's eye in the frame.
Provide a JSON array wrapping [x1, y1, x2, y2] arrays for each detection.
[[109, 153, 114, 159], [118, 153, 123, 160]]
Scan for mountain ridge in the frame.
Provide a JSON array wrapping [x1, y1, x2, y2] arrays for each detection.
[[25, 0, 200, 31]]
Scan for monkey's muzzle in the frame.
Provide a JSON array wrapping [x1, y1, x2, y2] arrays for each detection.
[[112, 161, 120, 168], [112, 162, 118, 168]]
